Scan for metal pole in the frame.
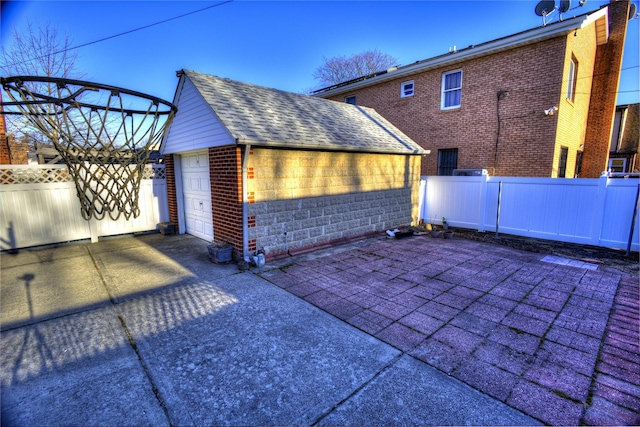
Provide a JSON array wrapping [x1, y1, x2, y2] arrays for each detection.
[[626, 183, 640, 256], [495, 181, 502, 238]]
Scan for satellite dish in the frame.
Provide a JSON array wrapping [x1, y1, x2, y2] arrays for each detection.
[[559, 0, 571, 13], [535, 0, 556, 16], [630, 3, 637, 20]]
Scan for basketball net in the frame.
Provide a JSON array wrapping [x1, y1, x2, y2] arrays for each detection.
[[1, 76, 176, 220]]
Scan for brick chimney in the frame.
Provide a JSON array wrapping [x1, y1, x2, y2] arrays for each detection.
[[581, 0, 631, 177], [0, 91, 11, 164]]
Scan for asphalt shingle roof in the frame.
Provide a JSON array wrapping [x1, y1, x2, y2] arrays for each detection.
[[184, 70, 425, 155]]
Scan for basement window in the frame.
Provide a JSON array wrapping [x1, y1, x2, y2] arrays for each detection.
[[401, 81, 414, 98], [608, 158, 626, 173]]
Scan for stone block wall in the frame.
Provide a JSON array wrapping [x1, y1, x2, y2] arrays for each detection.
[[247, 148, 420, 256]]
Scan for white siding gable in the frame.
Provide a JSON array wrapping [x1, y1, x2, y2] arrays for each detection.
[[161, 76, 234, 155]]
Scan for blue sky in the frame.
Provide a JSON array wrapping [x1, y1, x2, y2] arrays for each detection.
[[1, 0, 638, 106]]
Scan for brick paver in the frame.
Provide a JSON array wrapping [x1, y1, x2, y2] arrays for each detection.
[[259, 235, 640, 425]]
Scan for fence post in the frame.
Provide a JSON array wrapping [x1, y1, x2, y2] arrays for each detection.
[[419, 177, 427, 223], [627, 183, 640, 256], [591, 173, 609, 246], [477, 174, 489, 232], [89, 217, 99, 243]]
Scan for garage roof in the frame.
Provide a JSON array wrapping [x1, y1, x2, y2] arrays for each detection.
[[182, 70, 427, 155]]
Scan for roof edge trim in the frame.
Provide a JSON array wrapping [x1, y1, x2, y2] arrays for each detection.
[[581, 7, 609, 45], [313, 11, 605, 98], [236, 138, 429, 155]]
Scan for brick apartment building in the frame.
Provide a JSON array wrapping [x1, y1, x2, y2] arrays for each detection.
[[0, 91, 32, 165], [608, 103, 639, 173], [314, 0, 631, 178], [0, 93, 10, 164]]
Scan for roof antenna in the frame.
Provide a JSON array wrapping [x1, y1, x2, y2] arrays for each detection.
[[535, 0, 557, 25]]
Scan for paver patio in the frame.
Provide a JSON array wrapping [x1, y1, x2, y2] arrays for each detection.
[[259, 234, 640, 426]]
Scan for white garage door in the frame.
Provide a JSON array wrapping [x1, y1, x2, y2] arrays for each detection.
[[181, 151, 213, 241]]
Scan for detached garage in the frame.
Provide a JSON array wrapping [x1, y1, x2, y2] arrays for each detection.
[[160, 69, 427, 260]]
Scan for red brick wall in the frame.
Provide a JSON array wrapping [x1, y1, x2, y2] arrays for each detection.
[[326, 39, 569, 177], [208, 145, 253, 258], [619, 103, 639, 154], [323, 6, 630, 179], [582, 0, 630, 177], [164, 154, 179, 232]]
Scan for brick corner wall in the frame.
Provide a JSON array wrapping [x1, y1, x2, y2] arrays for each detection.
[[164, 154, 180, 233], [582, 0, 630, 177], [209, 145, 246, 259]]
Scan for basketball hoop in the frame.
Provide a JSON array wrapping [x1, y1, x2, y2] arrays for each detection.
[[1, 75, 177, 220]]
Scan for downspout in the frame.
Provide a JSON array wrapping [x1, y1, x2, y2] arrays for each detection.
[[493, 90, 508, 174], [241, 143, 251, 262]]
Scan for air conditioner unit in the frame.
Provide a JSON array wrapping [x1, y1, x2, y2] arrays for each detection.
[[453, 169, 488, 176]]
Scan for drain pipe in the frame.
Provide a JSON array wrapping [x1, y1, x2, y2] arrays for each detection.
[[495, 180, 503, 238], [242, 144, 251, 263]]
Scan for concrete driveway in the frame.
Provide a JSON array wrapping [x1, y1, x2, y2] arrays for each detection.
[[0, 233, 637, 426]]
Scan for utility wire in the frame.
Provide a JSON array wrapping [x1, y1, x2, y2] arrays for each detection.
[[58, 0, 233, 53], [4, 1, 233, 68]]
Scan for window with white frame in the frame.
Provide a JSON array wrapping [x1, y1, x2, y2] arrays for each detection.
[[608, 158, 627, 173], [441, 70, 462, 109], [567, 56, 578, 101], [345, 95, 356, 105], [401, 81, 414, 98]]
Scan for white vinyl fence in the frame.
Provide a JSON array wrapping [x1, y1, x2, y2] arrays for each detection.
[[0, 164, 169, 251], [420, 174, 640, 252]]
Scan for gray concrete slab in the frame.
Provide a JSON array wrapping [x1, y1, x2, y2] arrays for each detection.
[[1, 246, 111, 330], [318, 354, 540, 426], [118, 273, 401, 426], [0, 306, 168, 427], [88, 233, 238, 302], [1, 234, 549, 426]]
